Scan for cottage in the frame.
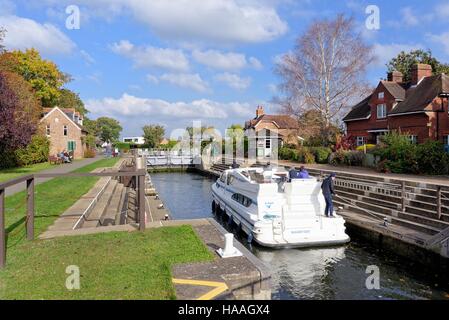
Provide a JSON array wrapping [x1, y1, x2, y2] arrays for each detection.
[[244, 106, 300, 158], [343, 64, 449, 146], [40, 107, 88, 159]]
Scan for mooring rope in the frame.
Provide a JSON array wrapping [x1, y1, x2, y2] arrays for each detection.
[[333, 194, 387, 224]]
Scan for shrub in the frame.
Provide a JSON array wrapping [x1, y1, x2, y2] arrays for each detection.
[[114, 142, 131, 151], [346, 151, 364, 166], [416, 141, 449, 175], [84, 149, 96, 158], [297, 147, 315, 164], [309, 147, 332, 164], [279, 147, 297, 161], [15, 135, 50, 166]]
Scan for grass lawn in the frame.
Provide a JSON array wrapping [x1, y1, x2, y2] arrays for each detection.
[[3, 157, 120, 251], [0, 162, 56, 183], [0, 226, 214, 299]]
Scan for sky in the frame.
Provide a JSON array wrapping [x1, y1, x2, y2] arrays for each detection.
[[1, 0, 449, 138]]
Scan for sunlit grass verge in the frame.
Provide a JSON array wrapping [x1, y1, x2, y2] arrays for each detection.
[[4, 158, 120, 251], [0, 162, 56, 183], [0, 226, 213, 299]]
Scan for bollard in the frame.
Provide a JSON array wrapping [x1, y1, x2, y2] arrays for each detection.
[[217, 233, 243, 258]]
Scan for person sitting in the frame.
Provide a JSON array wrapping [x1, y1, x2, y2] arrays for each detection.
[[289, 168, 300, 180], [298, 166, 310, 179], [61, 150, 71, 163]]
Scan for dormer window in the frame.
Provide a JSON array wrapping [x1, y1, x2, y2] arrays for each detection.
[[377, 104, 387, 119], [378, 92, 384, 99]]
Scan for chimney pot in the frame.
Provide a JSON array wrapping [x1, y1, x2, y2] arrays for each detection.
[[256, 105, 265, 118], [387, 71, 403, 83]]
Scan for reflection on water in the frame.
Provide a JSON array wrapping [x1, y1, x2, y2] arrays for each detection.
[[150, 172, 449, 300]]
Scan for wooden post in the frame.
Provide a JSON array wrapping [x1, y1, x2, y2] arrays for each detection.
[[0, 188, 5, 268], [138, 174, 146, 231], [401, 181, 406, 212], [437, 186, 442, 220], [26, 178, 34, 241]]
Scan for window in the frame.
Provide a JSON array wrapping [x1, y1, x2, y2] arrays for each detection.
[[444, 135, 449, 146], [378, 92, 384, 99], [63, 125, 68, 136], [265, 139, 271, 148], [219, 173, 226, 183], [377, 104, 387, 119], [356, 136, 366, 146], [408, 135, 418, 144], [46, 125, 51, 136], [67, 141, 76, 151], [232, 193, 252, 207]]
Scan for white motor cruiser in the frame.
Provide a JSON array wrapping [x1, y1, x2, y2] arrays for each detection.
[[211, 167, 350, 248]]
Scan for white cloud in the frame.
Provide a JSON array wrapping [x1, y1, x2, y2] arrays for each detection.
[[0, 15, 75, 55], [428, 32, 449, 56], [159, 73, 210, 93], [80, 50, 95, 65], [85, 93, 256, 119], [435, 3, 449, 18], [111, 40, 189, 72], [192, 49, 262, 71], [373, 43, 424, 66], [146, 74, 159, 85], [214, 72, 251, 90], [400, 7, 419, 26]]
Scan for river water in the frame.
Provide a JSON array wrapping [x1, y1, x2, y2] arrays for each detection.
[[150, 172, 449, 300]]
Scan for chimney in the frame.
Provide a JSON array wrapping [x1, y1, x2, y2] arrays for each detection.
[[256, 105, 265, 118], [387, 71, 403, 83], [411, 64, 432, 85]]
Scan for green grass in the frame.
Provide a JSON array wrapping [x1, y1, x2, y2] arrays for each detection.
[[0, 226, 214, 299], [0, 162, 56, 183], [4, 157, 120, 251]]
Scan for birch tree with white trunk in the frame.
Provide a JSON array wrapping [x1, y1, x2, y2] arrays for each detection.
[[275, 15, 375, 144]]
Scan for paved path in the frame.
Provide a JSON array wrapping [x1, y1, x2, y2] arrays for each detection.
[[5, 156, 104, 196]]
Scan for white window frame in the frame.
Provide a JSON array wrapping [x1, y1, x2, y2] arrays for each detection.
[[377, 104, 387, 119], [378, 92, 384, 99], [46, 125, 51, 136], [63, 125, 68, 136], [356, 136, 366, 147], [408, 135, 418, 144]]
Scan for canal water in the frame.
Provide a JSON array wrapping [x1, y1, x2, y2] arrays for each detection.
[[150, 172, 449, 300]]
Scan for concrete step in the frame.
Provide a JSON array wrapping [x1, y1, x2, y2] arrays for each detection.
[[40, 223, 138, 239], [100, 183, 124, 226], [115, 186, 128, 225], [81, 180, 118, 228]]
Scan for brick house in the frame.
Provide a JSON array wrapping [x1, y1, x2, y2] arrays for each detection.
[[343, 64, 449, 146], [40, 107, 88, 159], [244, 106, 300, 158]]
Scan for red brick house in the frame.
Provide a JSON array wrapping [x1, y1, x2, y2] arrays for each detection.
[[244, 106, 300, 158], [343, 64, 449, 146], [40, 107, 88, 159]]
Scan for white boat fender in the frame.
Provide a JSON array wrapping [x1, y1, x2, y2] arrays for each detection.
[[164, 214, 169, 221], [155, 194, 159, 200], [158, 203, 164, 209], [217, 233, 243, 258]]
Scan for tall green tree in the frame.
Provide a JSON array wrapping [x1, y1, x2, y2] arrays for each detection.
[[387, 49, 449, 82], [96, 117, 122, 143], [0, 49, 70, 107], [57, 89, 88, 115], [143, 125, 165, 148]]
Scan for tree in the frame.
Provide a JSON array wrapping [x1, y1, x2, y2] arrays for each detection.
[[143, 125, 165, 148], [275, 15, 375, 145], [0, 28, 5, 52], [387, 49, 449, 82], [0, 71, 41, 168], [57, 89, 88, 115], [96, 117, 122, 143], [0, 49, 70, 107]]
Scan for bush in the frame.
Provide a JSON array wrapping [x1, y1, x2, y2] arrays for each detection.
[[0, 150, 18, 169], [416, 141, 449, 175], [15, 135, 50, 166], [113, 142, 131, 152], [84, 149, 96, 158], [309, 147, 332, 164], [329, 150, 364, 166], [279, 147, 297, 161], [297, 147, 315, 164]]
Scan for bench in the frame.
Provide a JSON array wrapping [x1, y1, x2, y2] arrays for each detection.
[[49, 155, 63, 165]]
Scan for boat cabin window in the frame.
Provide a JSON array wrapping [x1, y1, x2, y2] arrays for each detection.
[[219, 173, 226, 183], [227, 174, 235, 185], [231, 193, 252, 207]]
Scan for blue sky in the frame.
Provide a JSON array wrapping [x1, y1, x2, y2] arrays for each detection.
[[1, 0, 449, 138]]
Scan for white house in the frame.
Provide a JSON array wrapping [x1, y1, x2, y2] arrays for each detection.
[[122, 136, 145, 145]]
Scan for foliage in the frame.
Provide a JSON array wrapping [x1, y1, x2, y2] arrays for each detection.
[[308, 147, 332, 164], [373, 132, 419, 174], [334, 134, 354, 151], [0, 27, 5, 52], [57, 88, 88, 116], [143, 124, 165, 148], [113, 142, 132, 152], [279, 147, 298, 161], [416, 141, 449, 175], [15, 135, 50, 166], [96, 117, 122, 143], [161, 140, 180, 150], [0, 71, 41, 168], [0, 49, 70, 107], [83, 118, 99, 136], [387, 49, 449, 82], [82, 134, 96, 148], [83, 148, 96, 158], [329, 150, 364, 166]]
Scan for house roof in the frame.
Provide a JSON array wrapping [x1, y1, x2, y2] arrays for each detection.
[[389, 74, 449, 115], [342, 95, 372, 122], [41, 107, 88, 133], [381, 81, 407, 100], [244, 114, 299, 130]]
